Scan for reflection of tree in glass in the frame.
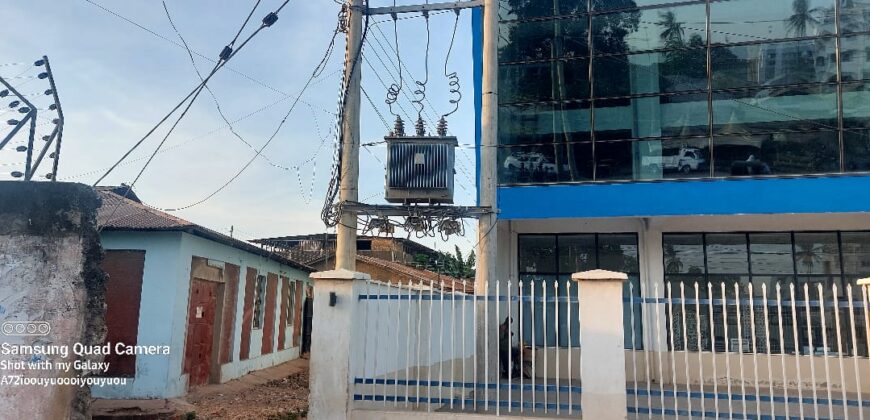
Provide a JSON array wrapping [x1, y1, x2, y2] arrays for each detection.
[[786, 0, 821, 37], [658, 10, 685, 48]]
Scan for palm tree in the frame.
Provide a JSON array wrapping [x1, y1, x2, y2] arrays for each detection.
[[658, 10, 685, 49], [786, 0, 821, 37]]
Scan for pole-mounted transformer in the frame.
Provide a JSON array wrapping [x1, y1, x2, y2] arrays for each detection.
[[384, 116, 457, 204]]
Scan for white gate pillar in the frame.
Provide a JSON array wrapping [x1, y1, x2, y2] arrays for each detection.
[[573, 269, 629, 420], [308, 269, 370, 420]]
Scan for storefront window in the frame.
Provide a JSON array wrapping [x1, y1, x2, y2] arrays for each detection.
[[663, 231, 870, 356], [518, 233, 642, 349]]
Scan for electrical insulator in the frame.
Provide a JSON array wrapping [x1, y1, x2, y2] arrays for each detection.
[[393, 116, 405, 137], [9, 101, 20, 108], [437, 117, 448, 137], [10, 171, 23, 178], [0, 90, 8, 97], [415, 117, 425, 136], [16, 146, 28, 152]]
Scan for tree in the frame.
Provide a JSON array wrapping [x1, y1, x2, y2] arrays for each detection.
[[658, 10, 685, 49], [786, 0, 821, 37], [413, 246, 476, 279]]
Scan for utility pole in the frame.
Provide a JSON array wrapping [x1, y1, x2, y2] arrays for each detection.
[[476, 0, 500, 400], [335, 0, 363, 272]]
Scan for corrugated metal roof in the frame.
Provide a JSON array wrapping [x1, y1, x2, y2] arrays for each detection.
[[96, 188, 314, 272]]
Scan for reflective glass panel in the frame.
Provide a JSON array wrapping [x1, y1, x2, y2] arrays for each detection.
[[498, 0, 588, 20], [598, 234, 639, 272], [838, 34, 870, 81], [712, 85, 839, 134], [712, 131, 840, 176], [749, 233, 794, 275], [498, 102, 592, 146], [712, 39, 837, 89], [706, 234, 749, 274], [594, 93, 710, 139], [500, 59, 590, 104], [663, 234, 706, 274], [794, 232, 841, 275], [841, 232, 870, 276], [710, 0, 837, 44], [842, 82, 870, 129], [594, 49, 708, 97], [844, 129, 870, 172], [592, 0, 699, 11], [595, 137, 710, 180], [519, 235, 557, 273], [593, 4, 707, 54], [499, 144, 571, 183], [558, 234, 596, 272], [499, 17, 590, 63], [840, 0, 870, 34]]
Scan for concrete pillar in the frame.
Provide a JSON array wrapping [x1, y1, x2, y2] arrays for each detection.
[[308, 269, 370, 420], [573, 269, 629, 420]]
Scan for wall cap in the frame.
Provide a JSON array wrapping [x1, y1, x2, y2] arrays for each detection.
[[310, 269, 371, 281], [858, 278, 870, 286], [571, 269, 628, 282]]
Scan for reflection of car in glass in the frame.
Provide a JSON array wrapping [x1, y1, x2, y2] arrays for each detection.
[[641, 147, 705, 174], [504, 152, 557, 173]]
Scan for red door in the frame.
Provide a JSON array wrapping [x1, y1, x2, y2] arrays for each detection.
[[184, 279, 218, 387]]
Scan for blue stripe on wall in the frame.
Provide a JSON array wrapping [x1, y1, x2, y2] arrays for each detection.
[[499, 175, 870, 219], [472, 7, 483, 207]]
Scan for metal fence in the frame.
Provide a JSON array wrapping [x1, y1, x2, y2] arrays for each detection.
[[350, 277, 870, 418], [628, 281, 870, 419]]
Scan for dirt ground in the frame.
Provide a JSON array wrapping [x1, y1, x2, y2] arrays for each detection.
[[185, 360, 310, 420], [91, 358, 310, 420]]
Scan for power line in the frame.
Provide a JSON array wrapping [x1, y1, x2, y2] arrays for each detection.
[[98, 0, 295, 228], [149, 5, 346, 213], [60, 72, 340, 181]]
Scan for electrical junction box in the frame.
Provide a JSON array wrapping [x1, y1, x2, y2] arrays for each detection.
[[384, 135, 458, 204]]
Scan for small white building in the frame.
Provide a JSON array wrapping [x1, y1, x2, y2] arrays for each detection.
[[92, 187, 313, 399]]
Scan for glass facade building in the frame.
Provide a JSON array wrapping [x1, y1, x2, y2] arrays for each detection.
[[496, 0, 870, 185]]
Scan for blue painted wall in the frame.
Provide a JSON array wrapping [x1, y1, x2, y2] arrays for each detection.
[[499, 175, 870, 220], [94, 230, 310, 399]]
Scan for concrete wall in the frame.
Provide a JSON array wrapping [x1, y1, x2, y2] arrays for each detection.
[[93, 230, 309, 399], [0, 182, 105, 420]]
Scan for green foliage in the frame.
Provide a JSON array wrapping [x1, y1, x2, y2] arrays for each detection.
[[184, 412, 197, 420], [413, 246, 476, 279]]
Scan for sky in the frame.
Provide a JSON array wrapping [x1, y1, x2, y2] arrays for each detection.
[[0, 0, 480, 256]]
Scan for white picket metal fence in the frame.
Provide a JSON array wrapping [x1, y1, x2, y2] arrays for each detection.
[[628, 281, 870, 419], [350, 277, 870, 418]]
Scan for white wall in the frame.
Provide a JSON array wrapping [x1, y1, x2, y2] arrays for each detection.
[[354, 281, 476, 384]]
